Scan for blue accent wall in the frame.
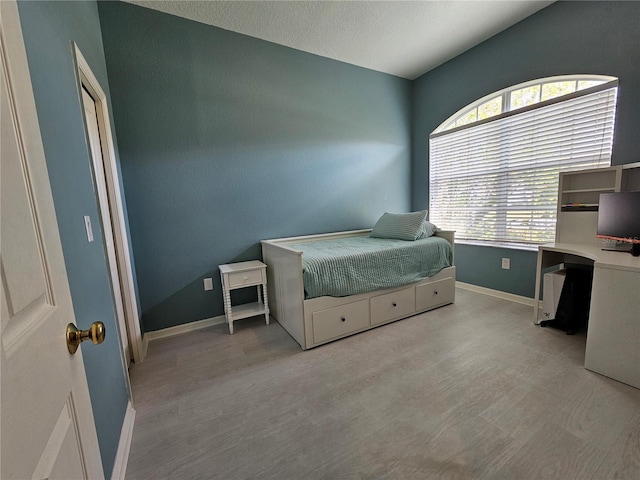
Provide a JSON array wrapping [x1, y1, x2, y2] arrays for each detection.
[[411, 1, 640, 298], [97, 1, 412, 331], [17, 1, 133, 477]]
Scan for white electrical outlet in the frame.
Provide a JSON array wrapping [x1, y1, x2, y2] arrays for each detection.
[[83, 215, 94, 242], [203, 277, 213, 291], [501, 258, 511, 270]]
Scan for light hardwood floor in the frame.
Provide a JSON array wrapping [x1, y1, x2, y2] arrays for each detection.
[[126, 288, 640, 479]]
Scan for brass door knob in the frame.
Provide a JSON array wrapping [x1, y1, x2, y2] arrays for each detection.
[[66, 321, 105, 354]]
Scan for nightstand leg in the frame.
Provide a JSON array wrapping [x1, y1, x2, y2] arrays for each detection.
[[262, 282, 270, 325], [222, 277, 234, 334]]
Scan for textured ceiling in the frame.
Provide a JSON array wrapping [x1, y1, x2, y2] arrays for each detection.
[[124, 0, 554, 79]]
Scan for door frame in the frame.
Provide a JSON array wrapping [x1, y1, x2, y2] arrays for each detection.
[[72, 44, 145, 364]]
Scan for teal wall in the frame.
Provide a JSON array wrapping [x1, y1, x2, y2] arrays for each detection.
[[17, 1, 133, 477], [97, 1, 412, 332], [411, 1, 640, 298]]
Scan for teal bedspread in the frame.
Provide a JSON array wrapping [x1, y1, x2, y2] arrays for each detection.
[[288, 236, 453, 299]]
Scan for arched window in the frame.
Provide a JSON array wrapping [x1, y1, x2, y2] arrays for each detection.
[[429, 75, 618, 247], [434, 75, 616, 133]]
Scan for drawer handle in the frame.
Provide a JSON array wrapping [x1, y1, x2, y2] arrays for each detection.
[[434, 291, 438, 295], [243, 276, 248, 280], [341, 317, 346, 322], [392, 302, 397, 307]]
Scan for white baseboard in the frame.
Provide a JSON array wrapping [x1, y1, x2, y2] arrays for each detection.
[[143, 315, 227, 344], [456, 281, 536, 307], [110, 401, 135, 480]]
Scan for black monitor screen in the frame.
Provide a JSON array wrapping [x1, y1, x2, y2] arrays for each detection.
[[597, 191, 640, 243]]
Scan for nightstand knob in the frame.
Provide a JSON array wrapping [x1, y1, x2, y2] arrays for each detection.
[[341, 317, 346, 322], [392, 302, 397, 307]]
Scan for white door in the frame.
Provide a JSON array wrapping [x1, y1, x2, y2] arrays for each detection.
[[0, 2, 104, 479], [81, 85, 131, 365]]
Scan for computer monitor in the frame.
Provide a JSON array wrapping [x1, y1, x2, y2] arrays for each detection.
[[596, 191, 640, 256]]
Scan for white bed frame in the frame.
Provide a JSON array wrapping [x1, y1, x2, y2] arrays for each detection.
[[261, 229, 456, 349]]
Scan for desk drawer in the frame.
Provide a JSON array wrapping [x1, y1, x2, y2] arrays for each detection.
[[312, 299, 369, 344], [227, 269, 263, 288], [370, 287, 415, 326]]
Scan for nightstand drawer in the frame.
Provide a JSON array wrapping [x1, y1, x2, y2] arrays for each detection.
[[312, 299, 370, 344], [228, 269, 263, 288], [370, 287, 415, 325]]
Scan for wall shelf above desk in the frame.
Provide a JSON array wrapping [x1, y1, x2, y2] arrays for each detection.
[[560, 204, 598, 212], [556, 163, 640, 245]]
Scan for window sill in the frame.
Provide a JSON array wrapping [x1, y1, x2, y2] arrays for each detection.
[[456, 239, 539, 252]]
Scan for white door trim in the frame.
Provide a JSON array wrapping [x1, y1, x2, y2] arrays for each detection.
[[109, 401, 136, 480], [72, 44, 145, 363], [81, 86, 133, 372]]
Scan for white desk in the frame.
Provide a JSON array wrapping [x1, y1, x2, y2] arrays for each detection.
[[534, 243, 640, 389]]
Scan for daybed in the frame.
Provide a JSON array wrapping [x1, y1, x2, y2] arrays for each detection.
[[261, 228, 456, 350]]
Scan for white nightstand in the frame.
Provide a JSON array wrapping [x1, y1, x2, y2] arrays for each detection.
[[219, 260, 270, 334]]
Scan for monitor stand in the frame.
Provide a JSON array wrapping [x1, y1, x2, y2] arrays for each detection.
[[602, 243, 640, 256]]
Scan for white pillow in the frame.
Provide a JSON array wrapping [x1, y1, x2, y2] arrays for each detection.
[[417, 220, 438, 239], [370, 210, 427, 241]]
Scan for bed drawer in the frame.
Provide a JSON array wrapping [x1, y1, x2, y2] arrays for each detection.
[[227, 269, 264, 288], [416, 277, 454, 311], [370, 287, 415, 326], [312, 299, 370, 344]]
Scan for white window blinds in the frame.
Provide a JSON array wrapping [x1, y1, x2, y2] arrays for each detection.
[[429, 82, 618, 246]]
